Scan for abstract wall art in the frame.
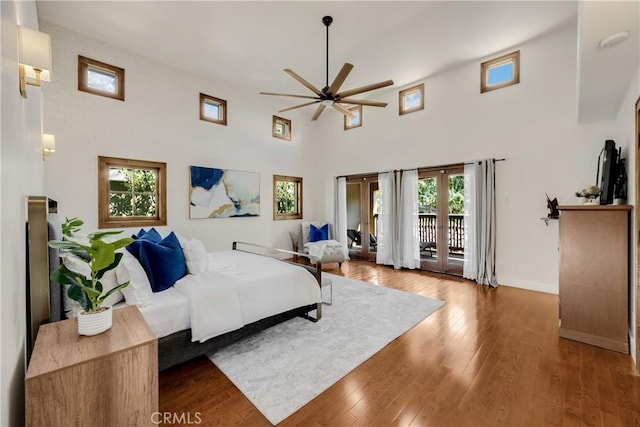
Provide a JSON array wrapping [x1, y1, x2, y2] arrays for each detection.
[[189, 166, 260, 218]]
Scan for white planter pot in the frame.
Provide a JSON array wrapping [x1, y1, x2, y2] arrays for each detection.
[[78, 306, 113, 336]]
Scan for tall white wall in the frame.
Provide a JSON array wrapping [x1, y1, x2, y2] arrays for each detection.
[[311, 25, 606, 294], [612, 65, 639, 364], [41, 22, 320, 253], [1, 1, 46, 425]]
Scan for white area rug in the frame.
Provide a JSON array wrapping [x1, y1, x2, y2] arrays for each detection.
[[208, 273, 445, 425]]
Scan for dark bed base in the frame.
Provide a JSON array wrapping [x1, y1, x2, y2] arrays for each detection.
[[158, 303, 318, 371]]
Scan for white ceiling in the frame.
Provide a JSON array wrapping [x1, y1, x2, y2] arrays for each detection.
[[36, 1, 579, 108], [577, 1, 640, 124], [34, 2, 640, 123]]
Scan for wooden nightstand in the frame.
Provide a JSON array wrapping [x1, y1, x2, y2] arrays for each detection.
[[25, 305, 158, 426]]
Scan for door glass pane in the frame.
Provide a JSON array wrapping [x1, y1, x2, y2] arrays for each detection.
[[346, 183, 362, 257], [448, 173, 465, 265], [418, 177, 438, 260]]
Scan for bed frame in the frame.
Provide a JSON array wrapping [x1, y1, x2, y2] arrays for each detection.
[[26, 198, 323, 371]]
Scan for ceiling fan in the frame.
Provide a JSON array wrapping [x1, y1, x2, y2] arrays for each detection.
[[260, 16, 394, 121]]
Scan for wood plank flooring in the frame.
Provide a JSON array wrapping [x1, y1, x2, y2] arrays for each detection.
[[159, 260, 640, 426]]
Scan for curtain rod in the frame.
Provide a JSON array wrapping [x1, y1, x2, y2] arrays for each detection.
[[335, 158, 507, 179]]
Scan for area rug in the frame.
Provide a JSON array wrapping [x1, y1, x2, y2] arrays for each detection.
[[208, 273, 445, 425]]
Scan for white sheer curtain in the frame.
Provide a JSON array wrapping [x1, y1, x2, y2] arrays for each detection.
[[335, 177, 349, 259], [463, 160, 497, 286], [376, 172, 395, 266], [397, 169, 420, 269]]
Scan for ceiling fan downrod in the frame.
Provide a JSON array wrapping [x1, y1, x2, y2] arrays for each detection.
[[322, 16, 333, 93]]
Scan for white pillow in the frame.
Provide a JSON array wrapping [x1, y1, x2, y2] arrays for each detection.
[[60, 253, 125, 317], [183, 238, 208, 275], [116, 251, 153, 306]]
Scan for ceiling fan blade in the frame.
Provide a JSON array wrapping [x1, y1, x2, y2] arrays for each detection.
[[311, 104, 326, 121], [338, 98, 388, 107], [284, 69, 324, 96], [332, 103, 357, 117], [337, 79, 394, 99], [277, 100, 319, 113], [327, 63, 354, 96], [260, 92, 319, 100]]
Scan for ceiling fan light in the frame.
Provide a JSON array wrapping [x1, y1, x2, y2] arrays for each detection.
[[320, 99, 334, 106]]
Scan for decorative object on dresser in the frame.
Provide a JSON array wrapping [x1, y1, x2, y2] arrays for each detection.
[[575, 185, 601, 204], [557, 205, 631, 353], [48, 217, 133, 335], [546, 193, 559, 219], [25, 305, 158, 426], [614, 157, 627, 204]]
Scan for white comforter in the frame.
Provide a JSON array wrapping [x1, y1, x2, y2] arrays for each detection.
[[173, 250, 321, 343]]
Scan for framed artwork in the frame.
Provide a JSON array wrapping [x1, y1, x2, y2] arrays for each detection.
[[189, 165, 260, 218]]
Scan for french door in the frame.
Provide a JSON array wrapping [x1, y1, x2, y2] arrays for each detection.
[[418, 167, 465, 275], [346, 176, 378, 261]]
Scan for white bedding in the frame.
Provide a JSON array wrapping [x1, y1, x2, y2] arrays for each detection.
[[136, 287, 191, 338], [172, 250, 321, 343]]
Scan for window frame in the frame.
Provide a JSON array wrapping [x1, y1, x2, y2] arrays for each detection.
[[272, 116, 292, 140], [273, 175, 303, 220], [199, 93, 227, 126], [98, 156, 167, 229], [343, 105, 362, 130], [78, 55, 125, 101], [480, 50, 520, 93], [399, 83, 425, 116]]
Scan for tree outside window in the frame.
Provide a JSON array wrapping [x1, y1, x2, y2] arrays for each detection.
[[273, 175, 302, 220], [98, 156, 166, 228]]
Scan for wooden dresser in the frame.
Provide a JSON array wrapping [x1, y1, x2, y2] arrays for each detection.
[[558, 205, 631, 353], [25, 305, 158, 426]]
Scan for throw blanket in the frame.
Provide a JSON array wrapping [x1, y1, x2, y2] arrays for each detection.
[[304, 239, 343, 261], [174, 250, 321, 343]]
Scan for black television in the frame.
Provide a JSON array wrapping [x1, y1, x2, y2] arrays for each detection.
[[599, 140, 618, 205]]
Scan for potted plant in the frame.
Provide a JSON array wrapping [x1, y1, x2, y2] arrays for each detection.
[[575, 185, 601, 205], [49, 217, 134, 336]]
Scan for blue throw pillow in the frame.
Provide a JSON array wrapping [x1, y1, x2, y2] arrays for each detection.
[[133, 227, 162, 243], [309, 224, 329, 242], [126, 231, 187, 292]]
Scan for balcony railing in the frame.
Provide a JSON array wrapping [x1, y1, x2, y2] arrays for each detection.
[[418, 213, 465, 253], [372, 213, 465, 254]]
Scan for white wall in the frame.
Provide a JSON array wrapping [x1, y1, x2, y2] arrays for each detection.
[[1, 1, 46, 425], [311, 25, 605, 294], [612, 65, 639, 364], [41, 22, 320, 253]]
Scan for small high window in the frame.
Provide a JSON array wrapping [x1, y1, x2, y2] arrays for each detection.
[[273, 175, 303, 220], [98, 156, 167, 228], [272, 116, 291, 140], [344, 105, 362, 130], [200, 93, 227, 126], [481, 51, 520, 93], [78, 56, 125, 101], [399, 83, 424, 115]]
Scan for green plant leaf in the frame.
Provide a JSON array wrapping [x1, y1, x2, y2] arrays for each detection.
[[96, 252, 123, 280], [61, 217, 84, 237], [97, 280, 130, 304], [67, 284, 89, 311]]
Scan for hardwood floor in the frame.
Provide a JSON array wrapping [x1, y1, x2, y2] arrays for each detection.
[[159, 260, 640, 426]]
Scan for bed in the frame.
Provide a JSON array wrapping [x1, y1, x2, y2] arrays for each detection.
[[27, 198, 323, 370]]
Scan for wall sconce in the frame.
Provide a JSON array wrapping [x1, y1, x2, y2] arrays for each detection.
[[18, 26, 52, 98], [42, 134, 55, 160]]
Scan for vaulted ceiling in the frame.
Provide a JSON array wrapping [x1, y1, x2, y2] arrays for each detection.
[[36, 1, 638, 123]]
